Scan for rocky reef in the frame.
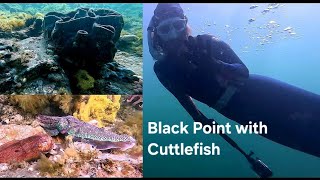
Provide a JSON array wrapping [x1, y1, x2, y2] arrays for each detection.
[[0, 37, 70, 94], [43, 8, 123, 78], [0, 6, 142, 95]]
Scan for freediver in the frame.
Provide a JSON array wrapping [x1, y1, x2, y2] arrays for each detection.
[[147, 3, 320, 162]]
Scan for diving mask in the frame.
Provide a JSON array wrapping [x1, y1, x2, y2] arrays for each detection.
[[156, 17, 187, 41]]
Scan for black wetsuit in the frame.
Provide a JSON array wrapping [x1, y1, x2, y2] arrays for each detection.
[[154, 34, 320, 158]]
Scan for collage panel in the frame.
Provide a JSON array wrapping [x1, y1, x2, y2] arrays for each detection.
[[143, 3, 320, 178], [0, 1, 320, 179], [0, 3, 143, 178], [0, 3, 142, 95], [0, 95, 142, 177]]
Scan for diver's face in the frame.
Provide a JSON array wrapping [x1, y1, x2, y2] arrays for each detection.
[[156, 17, 188, 43]]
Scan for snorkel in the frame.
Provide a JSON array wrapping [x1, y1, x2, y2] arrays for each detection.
[[147, 16, 166, 61]]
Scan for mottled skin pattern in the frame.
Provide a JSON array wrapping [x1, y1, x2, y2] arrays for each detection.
[[36, 115, 136, 150], [0, 134, 53, 163]]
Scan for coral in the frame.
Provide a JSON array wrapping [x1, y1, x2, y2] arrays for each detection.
[[73, 95, 121, 127], [8, 95, 50, 115], [74, 70, 95, 91]]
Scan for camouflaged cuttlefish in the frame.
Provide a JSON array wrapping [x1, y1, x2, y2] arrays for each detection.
[[36, 115, 136, 151]]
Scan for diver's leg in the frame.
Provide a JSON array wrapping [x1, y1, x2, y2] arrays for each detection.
[[221, 74, 320, 158]]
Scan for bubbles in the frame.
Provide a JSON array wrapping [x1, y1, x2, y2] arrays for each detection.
[[242, 3, 300, 54], [190, 3, 300, 56], [283, 26, 292, 31], [193, 17, 215, 35]]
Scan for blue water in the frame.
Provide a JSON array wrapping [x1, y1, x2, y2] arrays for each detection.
[[143, 3, 320, 178], [2, 3, 142, 34]]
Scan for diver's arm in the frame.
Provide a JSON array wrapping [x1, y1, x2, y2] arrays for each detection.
[[200, 35, 249, 80], [154, 62, 208, 122], [213, 39, 249, 79]]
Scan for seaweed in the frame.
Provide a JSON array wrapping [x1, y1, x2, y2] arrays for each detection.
[[8, 95, 50, 115], [113, 110, 143, 156], [74, 70, 95, 91], [0, 11, 34, 32], [51, 95, 75, 114], [36, 154, 63, 177]]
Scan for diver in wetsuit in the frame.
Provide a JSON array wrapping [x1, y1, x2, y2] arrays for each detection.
[[148, 3, 320, 159]]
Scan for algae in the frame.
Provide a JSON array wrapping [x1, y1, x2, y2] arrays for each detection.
[[74, 70, 95, 91], [8, 95, 50, 115]]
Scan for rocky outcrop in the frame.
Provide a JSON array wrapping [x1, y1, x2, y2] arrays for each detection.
[[43, 7, 124, 78]]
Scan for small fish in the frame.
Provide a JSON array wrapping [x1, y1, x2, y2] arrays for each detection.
[[248, 18, 256, 23], [268, 3, 280, 9], [250, 5, 259, 9], [261, 9, 270, 14]]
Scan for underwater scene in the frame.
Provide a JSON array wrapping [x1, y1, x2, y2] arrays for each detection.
[[0, 95, 143, 177], [143, 3, 320, 178], [0, 3, 142, 95]]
